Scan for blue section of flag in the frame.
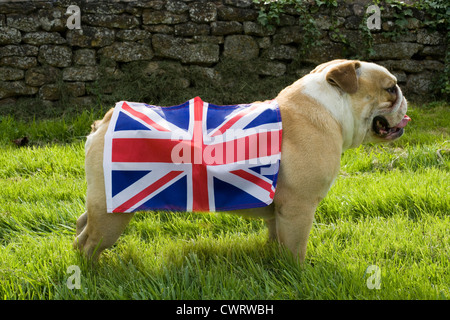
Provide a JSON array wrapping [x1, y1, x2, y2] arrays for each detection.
[[136, 175, 188, 212], [213, 177, 266, 211], [112, 170, 150, 197], [243, 108, 276, 129], [155, 101, 191, 131], [115, 111, 151, 131], [206, 103, 245, 132]]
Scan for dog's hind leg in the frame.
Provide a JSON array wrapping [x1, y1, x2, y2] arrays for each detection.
[[76, 211, 88, 236], [73, 206, 134, 260]]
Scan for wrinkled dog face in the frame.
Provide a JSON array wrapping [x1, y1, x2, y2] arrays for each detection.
[[307, 60, 410, 149], [352, 62, 410, 143]]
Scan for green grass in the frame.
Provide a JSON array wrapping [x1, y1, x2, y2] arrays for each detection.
[[0, 102, 449, 300]]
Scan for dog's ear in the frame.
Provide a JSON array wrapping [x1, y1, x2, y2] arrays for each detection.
[[326, 61, 361, 94]]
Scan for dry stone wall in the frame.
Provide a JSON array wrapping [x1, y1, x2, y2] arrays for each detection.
[[0, 0, 447, 107]]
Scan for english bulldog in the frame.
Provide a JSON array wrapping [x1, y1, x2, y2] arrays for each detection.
[[74, 59, 410, 261]]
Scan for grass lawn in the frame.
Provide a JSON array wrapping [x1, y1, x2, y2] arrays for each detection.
[[0, 101, 448, 300]]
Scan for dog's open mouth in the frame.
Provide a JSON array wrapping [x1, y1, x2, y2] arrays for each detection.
[[372, 115, 411, 139]]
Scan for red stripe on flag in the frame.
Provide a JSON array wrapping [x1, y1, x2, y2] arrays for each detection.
[[112, 138, 181, 163], [191, 97, 210, 211], [230, 169, 274, 196], [211, 103, 260, 137], [122, 102, 170, 132], [112, 131, 282, 165], [113, 170, 183, 212]]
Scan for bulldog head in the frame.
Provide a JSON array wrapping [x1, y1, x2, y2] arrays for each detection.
[[308, 59, 410, 149]]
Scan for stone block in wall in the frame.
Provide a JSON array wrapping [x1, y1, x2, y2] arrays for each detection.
[[25, 66, 60, 87], [0, 67, 24, 81], [0, 56, 37, 70], [74, 49, 97, 66], [0, 27, 21, 45], [166, 0, 189, 14], [211, 21, 243, 35], [272, 26, 302, 44], [257, 37, 271, 49], [189, 2, 217, 23], [143, 10, 189, 24], [369, 43, 423, 60], [143, 25, 174, 34], [223, 35, 259, 61], [22, 32, 66, 46], [6, 14, 41, 32], [175, 22, 210, 36], [217, 6, 259, 22], [344, 16, 362, 30], [406, 71, 435, 95], [261, 45, 297, 61], [152, 34, 219, 65], [98, 41, 154, 62], [84, 2, 127, 15], [417, 30, 444, 45], [182, 43, 220, 65], [190, 35, 224, 45], [117, 29, 152, 41], [378, 60, 425, 74], [421, 45, 446, 59], [224, 0, 253, 8], [126, 1, 165, 11], [243, 22, 275, 37], [67, 27, 115, 48], [38, 8, 66, 32], [0, 45, 39, 58], [38, 45, 72, 68], [82, 14, 140, 29], [300, 41, 345, 64], [66, 82, 86, 97], [422, 60, 445, 72], [258, 60, 287, 77], [0, 81, 38, 99], [39, 84, 60, 101], [0, 1, 37, 14], [63, 66, 99, 82]]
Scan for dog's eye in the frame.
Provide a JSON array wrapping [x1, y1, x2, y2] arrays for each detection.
[[386, 86, 397, 94]]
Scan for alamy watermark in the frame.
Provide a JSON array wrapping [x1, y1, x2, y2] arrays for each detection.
[[366, 5, 382, 30], [66, 5, 81, 30], [66, 265, 81, 290], [365, 265, 381, 290]]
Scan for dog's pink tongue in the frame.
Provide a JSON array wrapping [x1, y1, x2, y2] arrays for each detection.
[[396, 115, 411, 129]]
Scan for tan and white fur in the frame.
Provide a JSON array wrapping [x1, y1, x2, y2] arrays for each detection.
[[74, 59, 409, 261]]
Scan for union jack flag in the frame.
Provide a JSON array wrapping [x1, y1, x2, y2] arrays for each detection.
[[103, 97, 282, 213]]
